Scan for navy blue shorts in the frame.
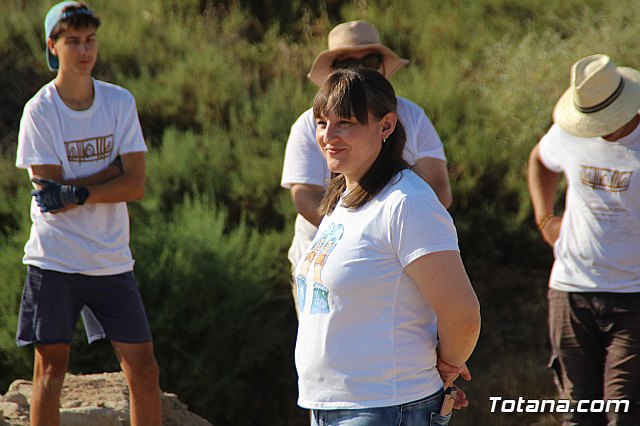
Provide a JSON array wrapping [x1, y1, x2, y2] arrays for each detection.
[[16, 266, 153, 347]]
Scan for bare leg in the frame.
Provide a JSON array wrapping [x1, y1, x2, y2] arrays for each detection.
[[31, 344, 70, 426], [112, 341, 162, 426]]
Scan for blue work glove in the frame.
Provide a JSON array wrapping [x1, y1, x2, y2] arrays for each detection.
[[30, 178, 89, 213]]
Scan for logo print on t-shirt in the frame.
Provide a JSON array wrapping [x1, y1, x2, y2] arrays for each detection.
[[295, 223, 344, 314], [580, 165, 632, 192], [65, 134, 114, 163]]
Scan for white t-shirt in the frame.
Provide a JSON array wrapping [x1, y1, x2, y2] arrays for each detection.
[[281, 96, 446, 267], [294, 170, 459, 409], [16, 79, 147, 276], [539, 123, 640, 293]]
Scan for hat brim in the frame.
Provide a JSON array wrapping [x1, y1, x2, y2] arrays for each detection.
[[553, 67, 640, 138], [307, 44, 409, 86]]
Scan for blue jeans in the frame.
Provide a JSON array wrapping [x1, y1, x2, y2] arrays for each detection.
[[310, 389, 451, 426]]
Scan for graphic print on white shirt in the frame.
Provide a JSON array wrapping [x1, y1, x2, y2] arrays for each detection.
[[295, 222, 344, 314], [580, 165, 632, 192], [580, 165, 633, 223], [65, 134, 114, 163]]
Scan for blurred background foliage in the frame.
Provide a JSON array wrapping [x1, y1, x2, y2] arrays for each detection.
[[0, 0, 637, 424]]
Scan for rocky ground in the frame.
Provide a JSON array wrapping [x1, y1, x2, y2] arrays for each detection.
[[0, 372, 212, 426]]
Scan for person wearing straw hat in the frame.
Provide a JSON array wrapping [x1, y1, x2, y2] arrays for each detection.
[[281, 20, 452, 312], [528, 54, 640, 425], [15, 2, 161, 425]]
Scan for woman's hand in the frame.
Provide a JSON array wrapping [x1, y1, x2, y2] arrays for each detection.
[[437, 357, 471, 387], [437, 356, 472, 409], [452, 386, 469, 410]]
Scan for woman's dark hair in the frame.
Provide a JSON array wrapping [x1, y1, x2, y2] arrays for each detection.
[[313, 68, 409, 215], [49, 3, 101, 41]]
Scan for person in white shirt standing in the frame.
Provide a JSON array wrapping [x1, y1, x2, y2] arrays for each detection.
[[528, 54, 640, 425], [295, 67, 480, 426], [281, 21, 452, 311], [15, 3, 161, 425]]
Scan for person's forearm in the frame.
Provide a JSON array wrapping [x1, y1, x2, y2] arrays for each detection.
[[528, 145, 564, 245], [298, 201, 323, 227], [84, 172, 144, 204], [436, 279, 481, 368], [414, 157, 453, 209], [436, 314, 481, 368], [406, 251, 480, 369], [63, 163, 122, 187], [528, 145, 560, 223], [431, 178, 453, 209], [29, 155, 144, 211], [291, 184, 324, 226], [69, 153, 144, 204]]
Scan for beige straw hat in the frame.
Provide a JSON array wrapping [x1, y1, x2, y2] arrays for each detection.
[[307, 20, 409, 86], [553, 54, 640, 138]]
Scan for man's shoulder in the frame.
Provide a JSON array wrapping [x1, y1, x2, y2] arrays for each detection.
[[24, 82, 57, 114], [396, 96, 431, 126], [396, 96, 424, 113], [545, 123, 569, 138], [291, 106, 316, 131], [295, 106, 314, 121], [95, 80, 136, 104], [542, 123, 592, 146], [379, 170, 433, 204]]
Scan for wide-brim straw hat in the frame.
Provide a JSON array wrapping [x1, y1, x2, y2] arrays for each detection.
[[307, 20, 409, 86], [553, 54, 640, 138]]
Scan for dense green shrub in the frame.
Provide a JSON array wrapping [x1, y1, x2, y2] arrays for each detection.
[[0, 203, 33, 389], [131, 196, 295, 424]]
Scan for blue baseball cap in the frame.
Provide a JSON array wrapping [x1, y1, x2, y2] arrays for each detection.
[[44, 1, 92, 71]]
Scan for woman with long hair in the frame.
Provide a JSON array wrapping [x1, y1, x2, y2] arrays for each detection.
[[294, 68, 481, 425]]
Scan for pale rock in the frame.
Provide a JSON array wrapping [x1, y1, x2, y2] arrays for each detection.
[[60, 406, 120, 426], [61, 399, 83, 408], [6, 381, 30, 402], [1, 372, 213, 425], [0, 393, 28, 408], [0, 402, 23, 418]]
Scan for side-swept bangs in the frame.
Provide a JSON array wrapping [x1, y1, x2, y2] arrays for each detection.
[[313, 71, 370, 124]]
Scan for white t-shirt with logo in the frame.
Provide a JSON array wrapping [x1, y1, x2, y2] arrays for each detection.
[[16, 79, 147, 276], [281, 96, 446, 267], [294, 170, 459, 409], [539, 123, 640, 293]]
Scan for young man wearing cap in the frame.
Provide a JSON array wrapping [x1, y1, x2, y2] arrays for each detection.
[[281, 20, 453, 310], [16, 2, 161, 425], [528, 54, 640, 425]]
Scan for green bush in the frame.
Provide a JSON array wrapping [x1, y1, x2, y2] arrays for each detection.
[[0, 213, 33, 390], [131, 196, 295, 424]]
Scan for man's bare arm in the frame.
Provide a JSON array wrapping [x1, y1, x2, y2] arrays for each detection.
[[30, 152, 145, 206], [528, 144, 562, 245], [414, 157, 453, 208], [290, 183, 324, 227]]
